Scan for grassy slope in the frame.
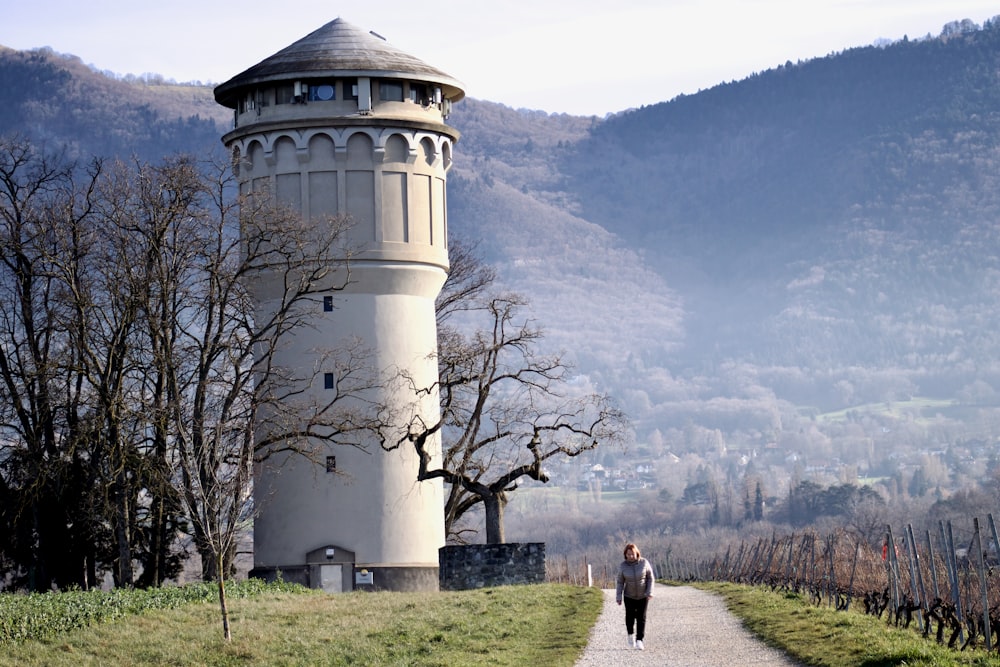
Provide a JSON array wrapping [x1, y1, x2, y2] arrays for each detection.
[[703, 582, 1000, 667], [0, 584, 601, 667], [9, 580, 1000, 666]]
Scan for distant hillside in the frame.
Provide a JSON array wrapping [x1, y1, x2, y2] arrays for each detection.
[[446, 19, 1000, 430], [4, 18, 1000, 468], [554, 19, 1000, 395], [0, 46, 228, 161]]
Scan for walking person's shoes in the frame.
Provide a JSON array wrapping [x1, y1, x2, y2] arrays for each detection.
[[627, 634, 634, 648], [635, 640, 644, 651]]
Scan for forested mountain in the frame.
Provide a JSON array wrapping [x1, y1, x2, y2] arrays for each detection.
[[3, 16, 1000, 480], [0, 46, 227, 160], [445, 18, 1000, 468], [565, 18, 1000, 381]]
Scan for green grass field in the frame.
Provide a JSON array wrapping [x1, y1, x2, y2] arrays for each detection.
[[702, 582, 1000, 666], [0, 584, 601, 667], [814, 397, 957, 424], [7, 581, 1000, 665]]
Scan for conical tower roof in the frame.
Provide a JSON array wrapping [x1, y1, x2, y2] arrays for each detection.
[[214, 18, 465, 108]]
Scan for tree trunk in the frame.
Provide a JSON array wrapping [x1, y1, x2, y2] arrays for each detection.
[[484, 494, 507, 544], [197, 524, 236, 583], [217, 559, 231, 641], [149, 420, 168, 587], [30, 501, 46, 591], [113, 469, 134, 587]]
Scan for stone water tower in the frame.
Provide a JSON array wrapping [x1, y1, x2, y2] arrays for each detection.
[[213, 18, 464, 592]]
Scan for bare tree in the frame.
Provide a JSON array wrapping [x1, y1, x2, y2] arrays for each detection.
[[383, 245, 628, 544], [435, 238, 496, 327], [0, 139, 377, 618], [58, 156, 166, 589], [137, 156, 378, 638], [0, 140, 197, 592], [0, 136, 106, 591]]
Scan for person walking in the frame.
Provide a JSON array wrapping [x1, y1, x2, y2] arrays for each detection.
[[616, 542, 654, 650]]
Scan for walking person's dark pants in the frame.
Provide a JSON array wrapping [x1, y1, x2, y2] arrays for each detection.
[[623, 596, 649, 640]]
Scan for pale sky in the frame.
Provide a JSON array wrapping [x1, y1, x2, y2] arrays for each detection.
[[4, 1, 999, 116]]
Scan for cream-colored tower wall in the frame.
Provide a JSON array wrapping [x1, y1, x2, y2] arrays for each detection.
[[252, 270, 445, 567], [213, 16, 464, 591], [234, 123, 451, 574]]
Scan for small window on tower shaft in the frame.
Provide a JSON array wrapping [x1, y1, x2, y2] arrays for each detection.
[[326, 456, 336, 473], [324, 373, 335, 389], [323, 295, 334, 311]]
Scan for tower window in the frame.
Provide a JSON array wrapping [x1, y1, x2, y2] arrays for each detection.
[[275, 84, 295, 104], [309, 83, 336, 101], [409, 83, 428, 105], [323, 295, 334, 311], [326, 456, 336, 473], [324, 373, 335, 389], [379, 81, 404, 102]]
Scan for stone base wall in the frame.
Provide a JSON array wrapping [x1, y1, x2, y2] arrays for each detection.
[[248, 564, 439, 592], [438, 543, 546, 591], [353, 565, 440, 592]]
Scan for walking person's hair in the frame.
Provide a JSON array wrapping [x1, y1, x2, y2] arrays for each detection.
[[623, 542, 641, 558]]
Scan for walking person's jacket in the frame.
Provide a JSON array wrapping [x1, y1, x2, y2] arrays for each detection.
[[616, 558, 654, 602]]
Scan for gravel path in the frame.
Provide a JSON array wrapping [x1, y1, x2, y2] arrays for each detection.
[[574, 584, 804, 666]]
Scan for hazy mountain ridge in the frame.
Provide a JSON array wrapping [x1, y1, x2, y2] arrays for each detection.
[[3, 18, 1000, 463], [0, 45, 228, 161], [441, 18, 1000, 456], [447, 174, 686, 379], [550, 23, 1000, 389], [570, 19, 1000, 245]]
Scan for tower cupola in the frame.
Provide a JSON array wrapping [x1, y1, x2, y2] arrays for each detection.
[[215, 18, 465, 132]]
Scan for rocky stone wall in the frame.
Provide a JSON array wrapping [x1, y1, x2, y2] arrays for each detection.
[[438, 543, 546, 590]]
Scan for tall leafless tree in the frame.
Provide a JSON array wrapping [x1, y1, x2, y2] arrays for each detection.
[[131, 155, 376, 638], [0, 136, 105, 591], [0, 140, 381, 640], [383, 243, 628, 544]]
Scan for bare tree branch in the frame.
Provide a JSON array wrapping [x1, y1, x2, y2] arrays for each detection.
[[380, 243, 629, 544]]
